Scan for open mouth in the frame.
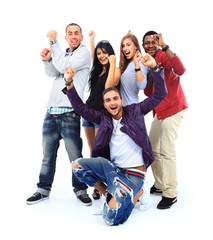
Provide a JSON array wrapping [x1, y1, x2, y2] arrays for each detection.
[[110, 106, 117, 111], [125, 51, 131, 58], [100, 58, 107, 62], [147, 48, 156, 55], [71, 40, 78, 44]]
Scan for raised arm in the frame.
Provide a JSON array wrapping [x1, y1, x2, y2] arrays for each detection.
[[105, 55, 121, 88], [134, 50, 145, 83], [153, 33, 185, 76], [64, 67, 103, 124], [89, 30, 95, 63], [41, 47, 60, 78], [139, 54, 167, 115]]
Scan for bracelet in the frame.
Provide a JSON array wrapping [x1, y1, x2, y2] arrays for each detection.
[[150, 64, 159, 72], [135, 68, 141, 72], [43, 57, 52, 63], [162, 45, 169, 52], [64, 78, 73, 86]]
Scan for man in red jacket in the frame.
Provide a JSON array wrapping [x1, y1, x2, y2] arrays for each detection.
[[142, 31, 188, 209]]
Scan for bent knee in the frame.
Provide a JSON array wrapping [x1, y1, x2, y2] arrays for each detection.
[[72, 158, 83, 170]]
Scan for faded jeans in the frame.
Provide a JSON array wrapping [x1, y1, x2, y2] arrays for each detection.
[[73, 157, 145, 225], [37, 112, 88, 196]]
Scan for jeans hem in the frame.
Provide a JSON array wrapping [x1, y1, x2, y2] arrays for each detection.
[[37, 188, 51, 196]]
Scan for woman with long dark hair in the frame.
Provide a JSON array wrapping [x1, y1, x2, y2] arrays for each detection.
[[83, 31, 120, 199]]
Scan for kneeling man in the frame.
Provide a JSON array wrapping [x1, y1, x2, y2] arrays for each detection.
[[63, 54, 167, 225]]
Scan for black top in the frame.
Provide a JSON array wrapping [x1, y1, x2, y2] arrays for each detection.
[[86, 72, 107, 110]]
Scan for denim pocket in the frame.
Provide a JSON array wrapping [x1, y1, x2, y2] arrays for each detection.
[[64, 112, 80, 124], [44, 112, 50, 121]]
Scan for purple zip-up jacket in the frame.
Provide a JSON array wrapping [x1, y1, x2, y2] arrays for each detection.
[[66, 69, 167, 169]]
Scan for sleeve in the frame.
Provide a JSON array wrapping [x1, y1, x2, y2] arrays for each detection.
[[139, 69, 167, 115], [65, 86, 103, 125], [51, 41, 90, 74], [43, 60, 60, 78], [161, 52, 186, 77]]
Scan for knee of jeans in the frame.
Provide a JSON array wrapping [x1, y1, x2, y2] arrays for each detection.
[[72, 158, 83, 171]]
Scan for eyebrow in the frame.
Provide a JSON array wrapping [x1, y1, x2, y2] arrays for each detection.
[[67, 31, 80, 34]]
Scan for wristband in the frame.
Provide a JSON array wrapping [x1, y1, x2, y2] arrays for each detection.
[[64, 78, 73, 86], [162, 45, 169, 52], [50, 39, 57, 45], [150, 64, 159, 72], [135, 68, 141, 72], [43, 57, 52, 63]]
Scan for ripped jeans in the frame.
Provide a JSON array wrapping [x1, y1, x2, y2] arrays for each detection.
[[72, 157, 145, 225]]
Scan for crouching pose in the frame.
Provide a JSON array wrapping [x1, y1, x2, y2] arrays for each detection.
[[63, 54, 167, 225]]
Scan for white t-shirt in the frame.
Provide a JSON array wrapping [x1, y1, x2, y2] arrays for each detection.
[[109, 118, 144, 168]]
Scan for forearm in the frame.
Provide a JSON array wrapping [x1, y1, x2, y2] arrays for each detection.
[[135, 61, 145, 82], [161, 43, 175, 59], [89, 38, 95, 63], [66, 86, 102, 124], [105, 64, 118, 88], [139, 69, 167, 115]]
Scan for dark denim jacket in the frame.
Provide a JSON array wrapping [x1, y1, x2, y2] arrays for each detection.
[[66, 69, 167, 169]]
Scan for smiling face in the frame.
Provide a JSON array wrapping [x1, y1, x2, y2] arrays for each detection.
[[143, 35, 158, 56], [103, 90, 123, 120], [122, 38, 136, 60], [65, 25, 83, 51], [96, 48, 109, 66]]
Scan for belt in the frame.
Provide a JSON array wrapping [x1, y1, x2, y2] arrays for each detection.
[[51, 111, 80, 118], [118, 167, 146, 179]]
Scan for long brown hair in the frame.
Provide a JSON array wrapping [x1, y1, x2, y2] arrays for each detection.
[[119, 34, 141, 74]]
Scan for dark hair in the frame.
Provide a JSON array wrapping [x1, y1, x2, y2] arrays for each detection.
[[89, 40, 115, 89], [65, 23, 82, 34], [119, 34, 141, 74], [102, 87, 122, 101], [142, 31, 157, 43]]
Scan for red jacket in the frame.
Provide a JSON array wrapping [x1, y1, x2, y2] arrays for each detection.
[[144, 49, 188, 120]]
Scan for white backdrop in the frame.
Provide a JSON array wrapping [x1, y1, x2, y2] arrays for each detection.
[[0, 0, 212, 239]]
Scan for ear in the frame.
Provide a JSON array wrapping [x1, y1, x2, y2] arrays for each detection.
[[65, 35, 68, 42], [121, 98, 123, 105]]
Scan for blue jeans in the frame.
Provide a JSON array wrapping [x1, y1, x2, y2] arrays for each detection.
[[73, 157, 145, 225], [82, 117, 99, 129], [37, 112, 88, 195]]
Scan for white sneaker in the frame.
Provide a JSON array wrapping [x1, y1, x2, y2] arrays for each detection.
[[139, 181, 150, 211], [93, 198, 105, 215]]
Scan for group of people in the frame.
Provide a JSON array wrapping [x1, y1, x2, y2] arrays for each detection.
[[26, 23, 188, 226]]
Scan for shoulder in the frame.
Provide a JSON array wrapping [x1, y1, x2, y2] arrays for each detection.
[[74, 44, 90, 57]]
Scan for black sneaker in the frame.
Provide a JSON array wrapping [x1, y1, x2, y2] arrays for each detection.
[[26, 192, 49, 205], [157, 196, 177, 209], [150, 185, 162, 194], [77, 193, 92, 206]]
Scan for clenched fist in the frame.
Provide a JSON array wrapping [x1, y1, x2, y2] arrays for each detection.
[[40, 48, 52, 61], [65, 67, 77, 82], [141, 53, 157, 68], [47, 30, 57, 42]]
